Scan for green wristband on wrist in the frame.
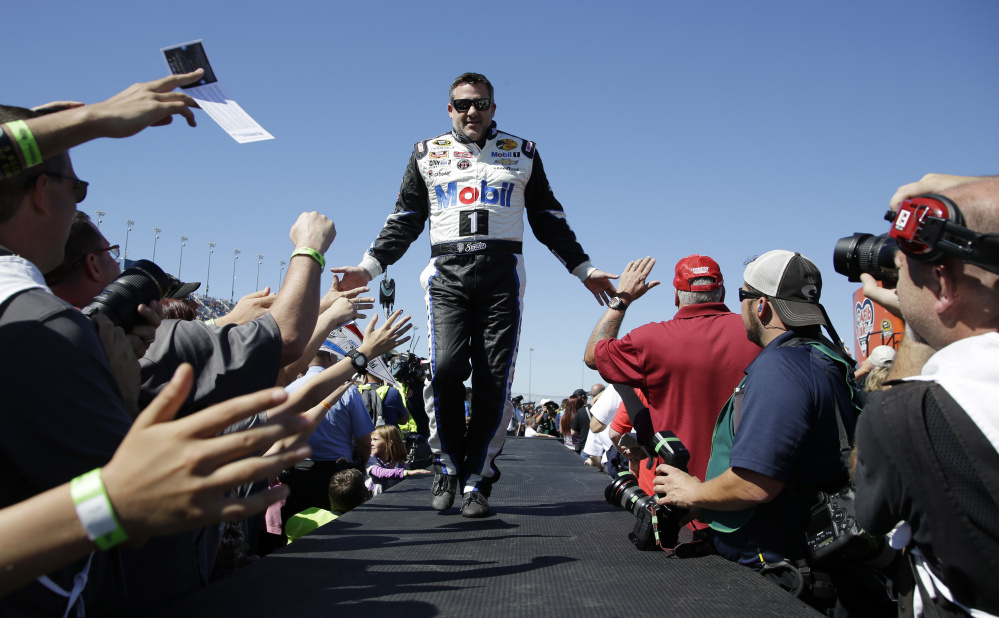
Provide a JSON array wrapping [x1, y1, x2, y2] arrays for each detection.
[[291, 247, 325, 270], [70, 468, 129, 550], [5, 120, 42, 168]]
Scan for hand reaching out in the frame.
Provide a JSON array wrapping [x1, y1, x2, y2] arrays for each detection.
[[583, 269, 620, 306], [99, 364, 312, 542], [615, 257, 661, 305], [357, 310, 412, 358]]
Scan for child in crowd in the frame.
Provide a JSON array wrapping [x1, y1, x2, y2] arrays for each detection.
[[366, 425, 431, 496], [286, 467, 369, 544]]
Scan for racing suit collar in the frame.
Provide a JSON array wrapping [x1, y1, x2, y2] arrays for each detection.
[[452, 121, 498, 148]]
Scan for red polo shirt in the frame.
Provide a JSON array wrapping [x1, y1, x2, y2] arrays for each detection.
[[595, 302, 760, 482]]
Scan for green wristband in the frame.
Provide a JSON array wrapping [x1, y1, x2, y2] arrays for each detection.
[[70, 468, 129, 550], [5, 120, 42, 168], [291, 247, 325, 270]]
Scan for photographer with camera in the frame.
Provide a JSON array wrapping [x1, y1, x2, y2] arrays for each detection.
[[853, 178, 999, 617], [653, 251, 864, 612]]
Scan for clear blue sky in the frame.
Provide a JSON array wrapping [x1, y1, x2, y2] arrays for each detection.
[[7, 1, 997, 400]]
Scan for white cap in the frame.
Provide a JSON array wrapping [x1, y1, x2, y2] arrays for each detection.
[[868, 345, 896, 368]]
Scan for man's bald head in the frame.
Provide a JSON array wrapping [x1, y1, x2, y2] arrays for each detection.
[[899, 178, 999, 349], [942, 179, 999, 236]]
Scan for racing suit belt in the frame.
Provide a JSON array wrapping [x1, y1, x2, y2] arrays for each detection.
[[431, 240, 522, 257]]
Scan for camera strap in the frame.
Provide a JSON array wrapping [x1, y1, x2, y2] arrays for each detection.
[[778, 335, 863, 463]]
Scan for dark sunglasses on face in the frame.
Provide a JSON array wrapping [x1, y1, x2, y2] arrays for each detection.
[[44, 171, 89, 203], [67, 244, 119, 270], [98, 244, 121, 260], [451, 98, 492, 112], [738, 288, 766, 302]]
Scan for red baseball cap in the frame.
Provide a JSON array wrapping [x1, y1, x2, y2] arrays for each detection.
[[673, 255, 723, 291]]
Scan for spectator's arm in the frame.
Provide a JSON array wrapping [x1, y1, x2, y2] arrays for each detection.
[[590, 417, 607, 433], [267, 311, 412, 421], [584, 309, 626, 369], [1, 71, 203, 176], [367, 464, 405, 480], [276, 291, 374, 387], [654, 465, 783, 511], [0, 363, 308, 597], [860, 274, 902, 319], [268, 212, 337, 365], [214, 288, 276, 327], [583, 257, 659, 368]]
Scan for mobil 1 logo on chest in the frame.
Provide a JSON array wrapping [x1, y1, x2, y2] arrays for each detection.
[[435, 180, 517, 237]]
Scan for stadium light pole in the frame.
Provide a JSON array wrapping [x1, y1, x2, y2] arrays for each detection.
[[255, 254, 264, 290], [122, 219, 134, 269], [230, 248, 241, 303], [151, 227, 161, 261], [178, 235, 188, 277], [205, 242, 215, 297], [528, 347, 534, 403], [95, 210, 106, 230], [279, 260, 286, 289]]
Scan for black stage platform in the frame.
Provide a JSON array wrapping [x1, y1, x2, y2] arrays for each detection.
[[157, 438, 818, 617]]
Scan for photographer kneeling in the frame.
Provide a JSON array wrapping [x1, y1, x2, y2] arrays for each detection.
[[653, 251, 869, 613]]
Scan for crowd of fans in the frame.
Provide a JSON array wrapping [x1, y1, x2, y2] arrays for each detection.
[[0, 73, 419, 614], [0, 69, 995, 618]]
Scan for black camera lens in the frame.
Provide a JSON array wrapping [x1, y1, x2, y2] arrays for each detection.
[[82, 259, 171, 330], [605, 473, 657, 518], [832, 233, 899, 286]]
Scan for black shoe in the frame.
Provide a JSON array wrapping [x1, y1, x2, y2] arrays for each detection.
[[461, 491, 492, 518], [430, 468, 459, 512]]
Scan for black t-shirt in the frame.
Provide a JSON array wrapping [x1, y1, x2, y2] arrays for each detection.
[[572, 405, 591, 452], [0, 284, 132, 616]]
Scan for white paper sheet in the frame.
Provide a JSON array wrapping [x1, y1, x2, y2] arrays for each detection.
[[161, 40, 274, 143]]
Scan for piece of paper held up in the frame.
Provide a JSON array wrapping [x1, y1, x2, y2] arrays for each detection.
[[161, 40, 274, 143], [321, 321, 398, 387]]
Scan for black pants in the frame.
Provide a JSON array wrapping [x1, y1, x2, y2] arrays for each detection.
[[420, 253, 524, 496]]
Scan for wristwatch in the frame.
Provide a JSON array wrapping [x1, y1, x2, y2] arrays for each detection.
[[346, 349, 369, 374], [608, 297, 629, 311]]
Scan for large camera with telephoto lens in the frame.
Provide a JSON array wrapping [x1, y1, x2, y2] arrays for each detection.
[[832, 233, 899, 287], [604, 431, 690, 551], [82, 259, 171, 331]]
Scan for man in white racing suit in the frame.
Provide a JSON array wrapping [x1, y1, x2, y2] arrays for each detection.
[[333, 72, 616, 517]]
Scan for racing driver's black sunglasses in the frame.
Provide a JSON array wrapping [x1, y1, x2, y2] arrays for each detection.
[[451, 98, 492, 112]]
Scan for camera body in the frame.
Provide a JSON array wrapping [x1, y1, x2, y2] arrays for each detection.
[[389, 352, 427, 388], [82, 259, 171, 331], [805, 485, 882, 564], [604, 431, 690, 551]]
